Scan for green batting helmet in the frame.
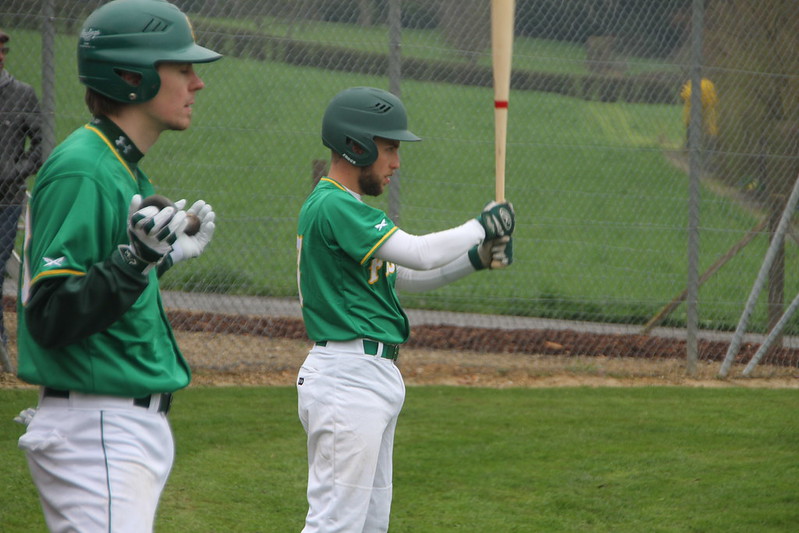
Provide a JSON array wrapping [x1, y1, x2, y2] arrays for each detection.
[[77, 0, 221, 103], [322, 87, 421, 167]]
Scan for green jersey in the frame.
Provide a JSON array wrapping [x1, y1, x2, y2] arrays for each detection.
[[297, 177, 409, 344], [17, 116, 190, 397]]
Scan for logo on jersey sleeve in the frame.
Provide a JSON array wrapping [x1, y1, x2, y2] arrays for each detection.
[[42, 256, 66, 268], [374, 218, 388, 231]]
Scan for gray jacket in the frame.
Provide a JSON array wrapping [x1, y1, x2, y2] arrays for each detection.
[[0, 69, 43, 205]]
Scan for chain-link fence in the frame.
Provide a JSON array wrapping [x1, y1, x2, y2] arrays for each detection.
[[2, 0, 798, 379]]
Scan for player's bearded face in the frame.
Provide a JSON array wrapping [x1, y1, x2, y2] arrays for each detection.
[[358, 166, 385, 197], [359, 138, 400, 197]]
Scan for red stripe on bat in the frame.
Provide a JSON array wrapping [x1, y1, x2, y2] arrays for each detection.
[[494, 100, 509, 109]]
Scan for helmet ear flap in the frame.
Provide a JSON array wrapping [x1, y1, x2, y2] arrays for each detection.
[[111, 67, 161, 102], [343, 136, 377, 167], [128, 68, 161, 102], [87, 66, 161, 103]]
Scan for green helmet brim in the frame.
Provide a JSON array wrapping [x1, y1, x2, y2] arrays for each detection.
[[160, 42, 221, 64], [378, 129, 421, 142]]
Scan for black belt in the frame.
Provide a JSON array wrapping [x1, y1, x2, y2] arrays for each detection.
[[315, 339, 400, 361], [42, 387, 172, 414]]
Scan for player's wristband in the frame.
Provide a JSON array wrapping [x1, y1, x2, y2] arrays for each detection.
[[117, 245, 154, 275], [467, 245, 487, 271]]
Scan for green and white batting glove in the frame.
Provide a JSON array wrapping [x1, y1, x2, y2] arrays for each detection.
[[169, 199, 216, 264], [469, 235, 514, 270], [121, 194, 186, 272], [477, 200, 515, 239]]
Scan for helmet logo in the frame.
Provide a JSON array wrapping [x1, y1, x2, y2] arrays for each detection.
[[80, 28, 101, 44]]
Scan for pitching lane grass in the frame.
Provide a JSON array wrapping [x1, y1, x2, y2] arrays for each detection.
[[1, 386, 796, 532]]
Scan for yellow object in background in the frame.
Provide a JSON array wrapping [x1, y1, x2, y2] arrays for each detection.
[[681, 78, 719, 136]]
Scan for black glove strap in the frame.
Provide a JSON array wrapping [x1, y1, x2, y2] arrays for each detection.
[[117, 245, 152, 274]]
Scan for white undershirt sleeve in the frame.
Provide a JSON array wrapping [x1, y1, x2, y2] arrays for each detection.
[[394, 254, 477, 293], [376, 219, 484, 270]]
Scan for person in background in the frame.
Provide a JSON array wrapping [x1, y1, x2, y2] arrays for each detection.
[[680, 78, 719, 142], [0, 29, 43, 347]]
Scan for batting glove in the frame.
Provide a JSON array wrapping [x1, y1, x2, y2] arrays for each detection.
[[478, 201, 515, 239], [125, 194, 186, 264], [468, 236, 514, 270], [170, 199, 216, 264]]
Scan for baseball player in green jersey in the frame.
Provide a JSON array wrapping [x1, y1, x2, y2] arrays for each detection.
[[296, 86, 516, 532], [13, 1, 219, 531]]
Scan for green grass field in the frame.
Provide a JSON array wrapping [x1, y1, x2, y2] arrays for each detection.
[[7, 25, 795, 332], [1, 386, 797, 532]]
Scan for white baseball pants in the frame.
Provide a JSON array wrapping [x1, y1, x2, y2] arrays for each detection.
[[18, 389, 174, 533], [297, 341, 406, 533]]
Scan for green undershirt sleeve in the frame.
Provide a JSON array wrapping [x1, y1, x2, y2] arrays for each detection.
[[25, 249, 150, 349]]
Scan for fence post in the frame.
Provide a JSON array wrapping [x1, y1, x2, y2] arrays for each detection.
[[685, 0, 705, 377], [719, 172, 799, 377], [743, 288, 799, 376], [41, 0, 56, 159], [387, 0, 402, 225]]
